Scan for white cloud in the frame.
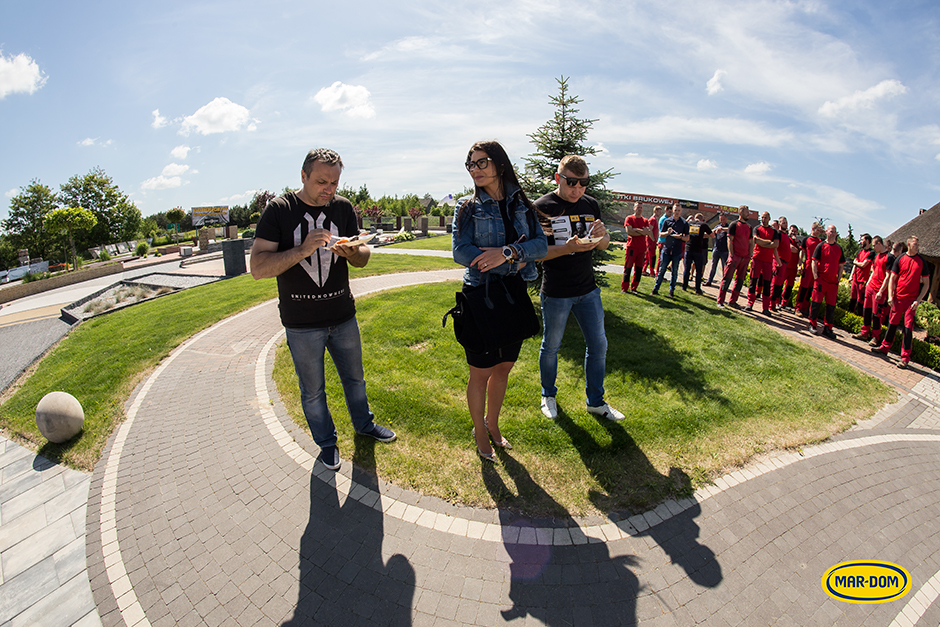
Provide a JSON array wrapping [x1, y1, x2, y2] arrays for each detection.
[[706, 70, 727, 95], [78, 137, 112, 147], [220, 190, 258, 203], [170, 145, 191, 159], [162, 163, 190, 176], [151, 109, 168, 129], [180, 97, 254, 136], [313, 82, 375, 119], [818, 79, 907, 117], [600, 116, 795, 147], [697, 159, 718, 170], [744, 161, 772, 175], [141, 175, 182, 190], [5, 188, 17, 199], [0, 51, 47, 98]]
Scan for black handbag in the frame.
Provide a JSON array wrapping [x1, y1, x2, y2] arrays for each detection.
[[443, 273, 540, 353]]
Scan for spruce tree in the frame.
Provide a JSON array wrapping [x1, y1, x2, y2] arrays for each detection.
[[523, 76, 618, 286]]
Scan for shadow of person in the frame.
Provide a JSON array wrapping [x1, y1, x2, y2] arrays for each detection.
[[638, 469, 722, 588], [556, 412, 723, 592], [283, 438, 415, 626], [482, 454, 639, 626]]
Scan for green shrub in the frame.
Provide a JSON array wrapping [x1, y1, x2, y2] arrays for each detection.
[[837, 279, 851, 310], [394, 231, 416, 243], [22, 271, 50, 283], [242, 229, 255, 239], [135, 242, 149, 257], [98, 250, 111, 262], [916, 300, 940, 330]]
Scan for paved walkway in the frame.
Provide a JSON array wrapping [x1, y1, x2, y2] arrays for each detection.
[[4, 263, 940, 625]]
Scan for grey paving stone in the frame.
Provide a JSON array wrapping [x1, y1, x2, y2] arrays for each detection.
[[0, 556, 59, 623], [9, 571, 96, 627]]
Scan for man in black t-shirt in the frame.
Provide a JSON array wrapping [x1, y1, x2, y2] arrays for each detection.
[[251, 148, 396, 471], [682, 212, 713, 294], [534, 155, 624, 422]]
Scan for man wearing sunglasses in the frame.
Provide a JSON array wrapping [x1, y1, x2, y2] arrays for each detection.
[[534, 155, 624, 422]]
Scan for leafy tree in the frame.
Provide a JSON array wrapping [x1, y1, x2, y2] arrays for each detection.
[[229, 203, 250, 228], [1, 179, 58, 261], [58, 167, 141, 250], [166, 207, 187, 244], [44, 206, 97, 270], [0, 234, 19, 271], [249, 190, 276, 216], [524, 76, 619, 287]]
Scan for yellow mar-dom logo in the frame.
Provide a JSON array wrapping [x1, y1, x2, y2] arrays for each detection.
[[822, 561, 911, 603]]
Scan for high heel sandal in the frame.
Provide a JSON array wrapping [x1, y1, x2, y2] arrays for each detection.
[[477, 447, 497, 463], [483, 419, 512, 450]]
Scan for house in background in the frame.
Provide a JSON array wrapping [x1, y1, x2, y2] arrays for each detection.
[[886, 200, 940, 303]]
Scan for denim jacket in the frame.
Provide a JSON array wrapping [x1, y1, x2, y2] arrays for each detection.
[[452, 184, 548, 286]]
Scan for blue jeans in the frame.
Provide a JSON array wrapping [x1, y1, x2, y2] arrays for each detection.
[[539, 288, 608, 407], [654, 249, 682, 292], [285, 317, 375, 448]]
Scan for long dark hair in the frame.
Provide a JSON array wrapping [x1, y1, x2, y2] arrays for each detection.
[[456, 140, 536, 228]]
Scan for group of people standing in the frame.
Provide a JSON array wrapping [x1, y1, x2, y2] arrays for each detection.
[[249, 143, 627, 469], [452, 142, 624, 461], [621, 202, 932, 370], [248, 145, 931, 472]]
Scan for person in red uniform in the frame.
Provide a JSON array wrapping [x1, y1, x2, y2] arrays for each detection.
[[852, 236, 891, 344], [795, 222, 824, 317], [872, 236, 932, 368], [716, 205, 753, 308], [782, 223, 801, 310], [622, 201, 651, 294], [848, 233, 874, 315], [746, 211, 781, 315], [770, 216, 797, 311], [809, 224, 845, 338], [644, 205, 664, 276]]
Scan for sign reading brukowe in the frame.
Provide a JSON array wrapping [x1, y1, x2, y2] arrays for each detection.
[[191, 206, 230, 227], [609, 192, 738, 216], [822, 560, 911, 603]]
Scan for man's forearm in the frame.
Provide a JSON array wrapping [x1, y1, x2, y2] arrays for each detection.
[[251, 247, 309, 279]]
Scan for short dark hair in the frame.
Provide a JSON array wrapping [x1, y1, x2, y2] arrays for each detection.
[[558, 155, 588, 177], [302, 148, 344, 175]]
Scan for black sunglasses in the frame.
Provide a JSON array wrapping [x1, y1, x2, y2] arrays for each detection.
[[559, 173, 590, 187], [465, 157, 493, 171]]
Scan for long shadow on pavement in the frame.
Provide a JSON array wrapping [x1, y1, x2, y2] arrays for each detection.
[[557, 409, 723, 590], [283, 438, 415, 626], [482, 454, 640, 626]]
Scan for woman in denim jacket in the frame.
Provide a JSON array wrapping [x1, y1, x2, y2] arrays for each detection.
[[452, 140, 548, 462]]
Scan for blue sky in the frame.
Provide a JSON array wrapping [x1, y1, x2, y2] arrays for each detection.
[[1, 0, 938, 237]]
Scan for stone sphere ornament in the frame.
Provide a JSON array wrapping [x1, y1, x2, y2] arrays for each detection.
[[35, 391, 85, 443]]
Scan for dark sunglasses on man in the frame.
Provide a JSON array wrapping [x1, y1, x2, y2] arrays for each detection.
[[558, 173, 590, 187]]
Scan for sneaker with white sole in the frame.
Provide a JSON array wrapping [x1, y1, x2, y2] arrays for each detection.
[[586, 403, 625, 421], [540, 396, 558, 419], [318, 445, 341, 471]]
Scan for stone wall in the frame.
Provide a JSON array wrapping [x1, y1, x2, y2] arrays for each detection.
[[0, 262, 125, 305]]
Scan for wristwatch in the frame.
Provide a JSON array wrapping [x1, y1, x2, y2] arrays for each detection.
[[502, 245, 516, 261]]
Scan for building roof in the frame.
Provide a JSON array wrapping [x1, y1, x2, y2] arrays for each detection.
[[886, 201, 940, 257]]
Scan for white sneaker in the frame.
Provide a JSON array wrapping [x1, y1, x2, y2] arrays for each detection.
[[586, 403, 625, 421], [540, 396, 558, 419]]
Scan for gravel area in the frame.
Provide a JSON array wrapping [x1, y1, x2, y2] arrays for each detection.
[[61, 273, 221, 323]]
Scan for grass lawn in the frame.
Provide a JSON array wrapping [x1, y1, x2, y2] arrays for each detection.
[[0, 253, 458, 470], [383, 234, 453, 251], [274, 273, 891, 517]]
